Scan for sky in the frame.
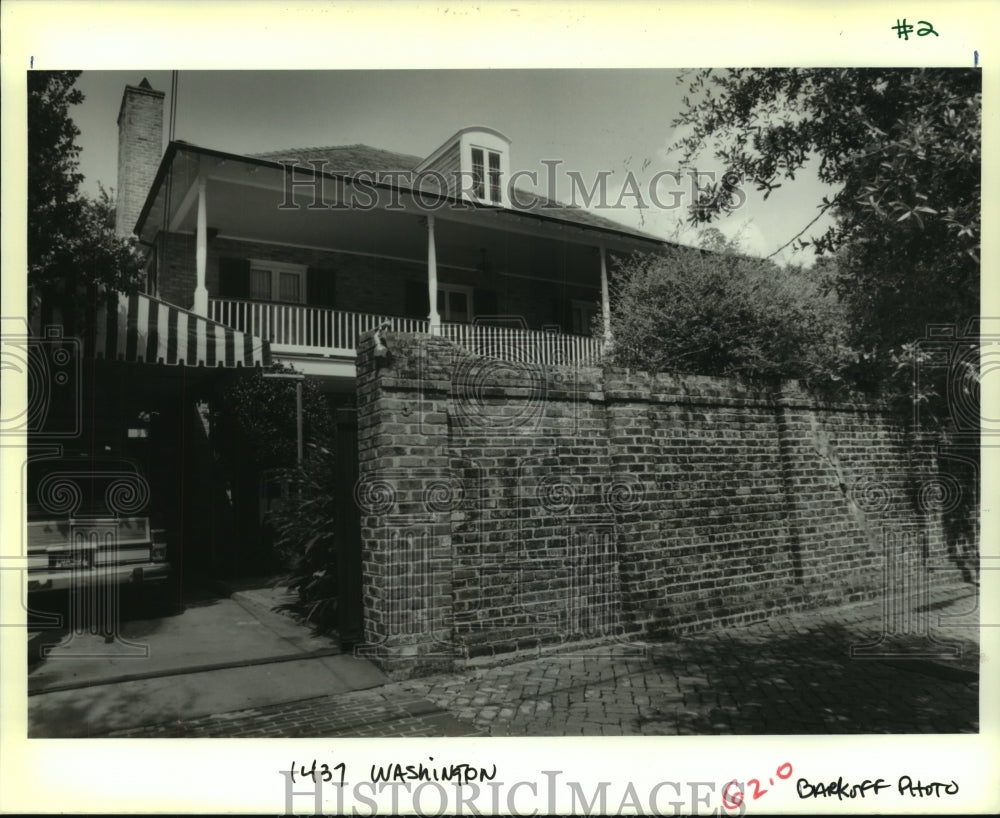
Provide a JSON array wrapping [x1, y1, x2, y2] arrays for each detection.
[[73, 69, 838, 265]]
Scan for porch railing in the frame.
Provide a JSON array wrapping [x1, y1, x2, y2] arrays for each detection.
[[437, 322, 602, 366], [208, 299, 603, 366], [208, 299, 427, 352]]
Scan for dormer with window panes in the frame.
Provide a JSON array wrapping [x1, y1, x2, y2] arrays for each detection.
[[416, 126, 511, 208]]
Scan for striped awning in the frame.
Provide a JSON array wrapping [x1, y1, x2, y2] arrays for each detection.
[[88, 292, 270, 368]]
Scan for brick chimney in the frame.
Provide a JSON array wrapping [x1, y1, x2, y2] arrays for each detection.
[[116, 78, 164, 238]]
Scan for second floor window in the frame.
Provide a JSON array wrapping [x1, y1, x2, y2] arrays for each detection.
[[248, 261, 306, 304], [571, 299, 600, 336], [438, 284, 473, 323]]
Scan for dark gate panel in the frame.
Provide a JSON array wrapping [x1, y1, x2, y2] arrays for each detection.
[[334, 408, 363, 647]]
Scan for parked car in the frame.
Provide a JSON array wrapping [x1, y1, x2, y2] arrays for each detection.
[[26, 450, 174, 598]]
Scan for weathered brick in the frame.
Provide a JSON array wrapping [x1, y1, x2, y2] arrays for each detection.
[[357, 333, 976, 678]]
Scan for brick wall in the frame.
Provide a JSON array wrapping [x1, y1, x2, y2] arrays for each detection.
[[157, 232, 197, 308], [355, 332, 459, 677], [356, 332, 977, 679]]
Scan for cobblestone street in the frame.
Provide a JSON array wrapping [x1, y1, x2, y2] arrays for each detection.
[[103, 582, 980, 738]]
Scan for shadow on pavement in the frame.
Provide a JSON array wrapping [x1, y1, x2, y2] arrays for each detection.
[[26, 576, 385, 738], [27, 583, 193, 672], [645, 622, 979, 735]]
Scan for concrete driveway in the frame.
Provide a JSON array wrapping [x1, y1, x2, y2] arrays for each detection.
[[27, 581, 386, 737]]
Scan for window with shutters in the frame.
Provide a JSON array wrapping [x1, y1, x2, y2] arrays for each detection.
[[438, 284, 474, 323], [248, 260, 307, 304], [404, 280, 475, 322]]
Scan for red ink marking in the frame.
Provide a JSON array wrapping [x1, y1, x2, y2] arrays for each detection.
[[722, 780, 744, 811], [724, 763, 794, 809]]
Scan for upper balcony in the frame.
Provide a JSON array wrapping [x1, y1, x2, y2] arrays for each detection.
[[208, 298, 604, 367]]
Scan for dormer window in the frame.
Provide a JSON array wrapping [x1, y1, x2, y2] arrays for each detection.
[[472, 148, 502, 204], [417, 127, 511, 208]]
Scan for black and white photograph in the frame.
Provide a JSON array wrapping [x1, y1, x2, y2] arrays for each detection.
[[1, 2, 997, 815]]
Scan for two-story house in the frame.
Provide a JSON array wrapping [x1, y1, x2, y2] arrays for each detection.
[[114, 78, 666, 388], [30, 77, 672, 590]]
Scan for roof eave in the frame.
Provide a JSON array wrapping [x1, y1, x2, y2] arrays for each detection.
[[136, 140, 670, 250]]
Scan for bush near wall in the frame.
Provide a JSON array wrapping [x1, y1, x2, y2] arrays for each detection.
[[606, 247, 856, 393]]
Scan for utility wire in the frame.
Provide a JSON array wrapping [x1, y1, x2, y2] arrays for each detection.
[[168, 70, 178, 142], [156, 71, 179, 296], [766, 202, 832, 260]]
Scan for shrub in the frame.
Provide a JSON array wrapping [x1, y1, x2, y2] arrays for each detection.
[[605, 245, 857, 392], [267, 445, 339, 634]]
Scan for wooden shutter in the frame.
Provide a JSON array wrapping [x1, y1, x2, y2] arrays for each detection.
[[474, 287, 498, 319], [306, 267, 336, 308], [218, 257, 250, 299], [550, 294, 572, 332], [404, 279, 429, 319]]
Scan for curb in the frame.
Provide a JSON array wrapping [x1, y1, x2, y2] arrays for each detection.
[[28, 646, 345, 696]]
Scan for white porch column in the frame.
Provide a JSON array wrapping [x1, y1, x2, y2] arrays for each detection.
[[426, 215, 441, 333], [193, 176, 209, 316], [599, 244, 613, 349]]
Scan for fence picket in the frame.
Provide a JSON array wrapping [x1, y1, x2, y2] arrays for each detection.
[[208, 299, 600, 365]]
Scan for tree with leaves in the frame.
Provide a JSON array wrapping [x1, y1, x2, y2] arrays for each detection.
[[606, 242, 854, 392], [213, 364, 336, 471], [673, 68, 980, 364], [28, 71, 144, 326]]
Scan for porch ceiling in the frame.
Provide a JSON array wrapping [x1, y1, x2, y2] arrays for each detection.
[[138, 145, 660, 278]]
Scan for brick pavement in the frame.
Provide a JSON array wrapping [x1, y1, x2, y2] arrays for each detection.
[[105, 688, 482, 738], [102, 582, 980, 738]]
